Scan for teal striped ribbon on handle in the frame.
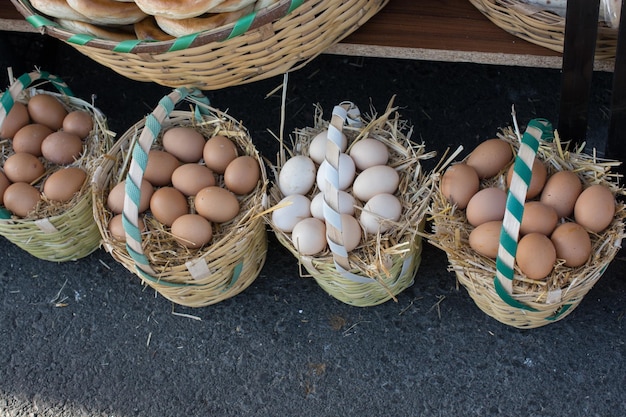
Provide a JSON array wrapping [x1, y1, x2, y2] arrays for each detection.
[[494, 118, 553, 310]]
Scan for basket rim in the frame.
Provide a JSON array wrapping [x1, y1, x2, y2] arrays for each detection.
[[11, 0, 307, 54]]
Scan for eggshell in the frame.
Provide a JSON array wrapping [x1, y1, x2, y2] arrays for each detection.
[[550, 222, 592, 267], [351, 165, 399, 202], [107, 179, 154, 214], [349, 138, 389, 171], [41, 131, 83, 165], [224, 155, 261, 195], [310, 190, 355, 219], [203, 135, 238, 173], [540, 171, 582, 218], [506, 158, 547, 200], [3, 152, 45, 183], [62, 110, 93, 139], [519, 201, 558, 236], [12, 123, 52, 156], [291, 217, 327, 255], [43, 167, 87, 202], [144, 150, 180, 186], [329, 214, 361, 252], [108, 214, 146, 242], [574, 184, 615, 233], [171, 163, 215, 196], [171, 213, 213, 249], [0, 172, 10, 206], [0, 102, 30, 139], [27, 94, 67, 131], [3, 182, 41, 217], [308, 129, 348, 165], [440, 163, 479, 209], [359, 193, 402, 234], [468, 220, 502, 258], [466, 138, 513, 179], [516, 233, 556, 280], [162, 127, 206, 163], [149, 186, 188, 226], [316, 154, 356, 193], [465, 187, 507, 227], [271, 194, 311, 232], [279, 155, 316, 196], [195, 186, 239, 223]]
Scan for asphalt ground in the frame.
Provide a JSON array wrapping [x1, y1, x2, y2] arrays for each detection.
[[0, 32, 625, 417]]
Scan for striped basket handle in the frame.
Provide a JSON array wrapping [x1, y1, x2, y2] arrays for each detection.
[[122, 87, 210, 280], [494, 118, 555, 311]]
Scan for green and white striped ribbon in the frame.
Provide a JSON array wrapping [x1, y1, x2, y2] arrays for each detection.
[[494, 118, 553, 310]]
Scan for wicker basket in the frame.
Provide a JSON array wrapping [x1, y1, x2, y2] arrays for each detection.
[[92, 88, 268, 307], [429, 118, 625, 328], [266, 99, 435, 307], [0, 70, 113, 261], [469, 0, 619, 60], [11, 0, 388, 90]]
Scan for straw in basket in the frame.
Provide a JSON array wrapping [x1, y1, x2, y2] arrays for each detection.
[[11, 0, 389, 89], [266, 98, 435, 307], [429, 115, 625, 328], [0, 70, 113, 261], [92, 87, 268, 307]]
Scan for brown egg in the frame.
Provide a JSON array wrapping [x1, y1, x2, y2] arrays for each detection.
[[519, 201, 558, 236], [144, 150, 180, 186], [468, 220, 502, 258], [162, 127, 206, 163], [41, 131, 83, 165], [516, 233, 556, 280], [107, 179, 154, 214], [203, 135, 238, 174], [108, 213, 146, 242], [27, 94, 67, 131], [171, 213, 213, 249], [466, 138, 513, 179], [63, 110, 93, 139], [3, 182, 41, 217], [506, 158, 547, 200], [540, 171, 582, 218], [195, 186, 239, 223], [0, 171, 10, 206], [465, 187, 507, 227], [550, 222, 592, 267], [171, 163, 216, 196], [3, 152, 45, 183], [574, 184, 615, 233], [12, 123, 53, 156], [43, 167, 87, 202], [149, 186, 189, 226], [224, 155, 260, 195], [440, 163, 480, 209], [1, 102, 30, 139]]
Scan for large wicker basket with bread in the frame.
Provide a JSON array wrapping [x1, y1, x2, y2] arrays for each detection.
[[11, 0, 388, 89]]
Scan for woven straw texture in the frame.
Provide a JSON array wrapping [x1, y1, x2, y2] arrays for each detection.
[[92, 88, 268, 307], [0, 70, 113, 262], [469, 0, 618, 60], [12, 0, 388, 90], [267, 99, 435, 307], [429, 123, 625, 329]]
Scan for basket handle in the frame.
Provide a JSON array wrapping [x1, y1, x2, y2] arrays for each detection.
[[494, 118, 555, 311], [122, 87, 210, 280]]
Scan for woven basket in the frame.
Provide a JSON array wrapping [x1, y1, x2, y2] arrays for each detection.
[[11, 0, 388, 90], [469, 0, 619, 60], [267, 98, 435, 307], [429, 118, 625, 328], [0, 70, 113, 261], [92, 88, 268, 307]]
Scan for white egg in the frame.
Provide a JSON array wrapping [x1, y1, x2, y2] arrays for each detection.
[[310, 190, 356, 219], [278, 155, 316, 196], [352, 165, 399, 202], [316, 153, 356, 192], [308, 129, 348, 165], [359, 193, 402, 234], [271, 194, 311, 232], [291, 217, 327, 255], [349, 138, 389, 171]]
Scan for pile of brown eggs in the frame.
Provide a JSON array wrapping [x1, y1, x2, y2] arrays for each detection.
[[441, 138, 616, 280], [105, 127, 261, 249], [0, 94, 93, 218]]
